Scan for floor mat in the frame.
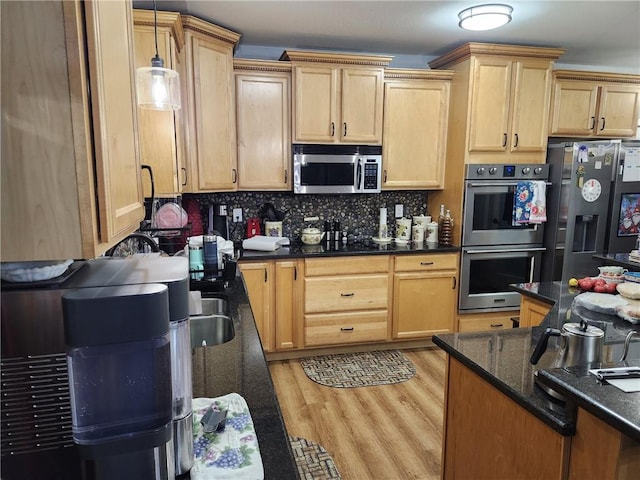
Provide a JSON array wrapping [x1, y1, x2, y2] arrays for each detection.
[[289, 435, 342, 479], [300, 350, 416, 388]]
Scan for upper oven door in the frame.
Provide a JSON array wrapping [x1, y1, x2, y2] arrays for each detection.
[[293, 154, 358, 194], [462, 181, 545, 246]]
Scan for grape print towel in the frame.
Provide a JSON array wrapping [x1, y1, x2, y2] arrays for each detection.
[[191, 393, 264, 480]]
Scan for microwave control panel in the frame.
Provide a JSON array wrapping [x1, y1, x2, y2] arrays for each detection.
[[363, 160, 379, 189]]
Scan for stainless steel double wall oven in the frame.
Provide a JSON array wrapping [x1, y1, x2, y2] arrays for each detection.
[[459, 164, 550, 312]]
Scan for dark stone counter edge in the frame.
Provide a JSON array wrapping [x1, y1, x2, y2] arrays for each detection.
[[509, 283, 557, 306], [239, 243, 460, 261], [431, 335, 575, 436], [536, 370, 640, 442]]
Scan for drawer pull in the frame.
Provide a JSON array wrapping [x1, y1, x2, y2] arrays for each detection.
[[490, 323, 504, 328], [340, 327, 354, 332], [340, 293, 355, 297], [420, 262, 434, 266]]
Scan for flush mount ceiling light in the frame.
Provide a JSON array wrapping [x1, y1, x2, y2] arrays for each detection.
[[136, 0, 181, 110], [458, 4, 513, 31]]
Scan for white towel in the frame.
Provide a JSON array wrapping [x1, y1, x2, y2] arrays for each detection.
[[191, 393, 264, 480], [529, 181, 547, 224], [241, 235, 289, 251]]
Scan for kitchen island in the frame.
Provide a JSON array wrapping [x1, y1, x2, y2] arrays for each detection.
[[433, 280, 640, 479]]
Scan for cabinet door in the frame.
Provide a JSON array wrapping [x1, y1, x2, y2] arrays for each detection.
[[519, 296, 552, 327], [188, 34, 237, 191], [392, 271, 456, 339], [549, 80, 599, 136], [597, 84, 640, 137], [274, 260, 300, 350], [293, 65, 337, 142], [240, 262, 273, 351], [133, 13, 183, 197], [236, 72, 291, 190], [86, 0, 144, 243], [510, 60, 553, 153], [341, 67, 384, 143], [383, 80, 449, 189], [468, 57, 512, 152]]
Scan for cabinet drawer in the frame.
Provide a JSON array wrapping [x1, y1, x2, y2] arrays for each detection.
[[394, 253, 457, 272], [305, 256, 389, 276], [305, 311, 388, 346], [305, 274, 389, 313], [458, 314, 515, 333]]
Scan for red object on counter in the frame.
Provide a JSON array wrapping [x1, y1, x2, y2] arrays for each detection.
[[246, 218, 261, 238]]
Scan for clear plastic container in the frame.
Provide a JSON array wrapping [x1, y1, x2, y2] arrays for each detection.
[[67, 334, 172, 445]]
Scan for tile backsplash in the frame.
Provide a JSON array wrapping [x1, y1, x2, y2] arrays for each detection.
[[186, 191, 429, 242]]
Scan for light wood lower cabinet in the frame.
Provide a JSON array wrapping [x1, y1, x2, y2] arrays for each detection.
[[568, 408, 640, 480], [458, 310, 520, 332], [392, 253, 457, 339], [304, 256, 391, 347], [443, 357, 570, 479], [239, 259, 301, 352], [519, 295, 553, 327]]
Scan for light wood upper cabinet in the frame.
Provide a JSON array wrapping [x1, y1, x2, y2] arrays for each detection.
[[382, 69, 453, 190], [467, 57, 554, 156], [429, 43, 564, 165], [133, 9, 186, 197], [282, 50, 392, 144], [549, 70, 640, 138], [1, 0, 144, 261], [234, 60, 292, 191], [182, 16, 240, 192]]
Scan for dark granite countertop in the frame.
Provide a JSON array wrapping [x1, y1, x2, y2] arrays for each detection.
[[188, 277, 298, 479], [434, 280, 640, 440], [594, 253, 640, 271], [239, 239, 459, 261]]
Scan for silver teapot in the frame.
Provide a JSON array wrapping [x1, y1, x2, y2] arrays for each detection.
[[530, 319, 604, 368]]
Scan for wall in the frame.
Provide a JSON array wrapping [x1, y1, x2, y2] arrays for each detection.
[[185, 191, 429, 243]]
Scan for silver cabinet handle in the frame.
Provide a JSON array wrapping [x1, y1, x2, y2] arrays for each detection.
[[181, 167, 187, 186], [232, 169, 238, 184], [600, 117, 606, 131], [590, 116, 596, 130]]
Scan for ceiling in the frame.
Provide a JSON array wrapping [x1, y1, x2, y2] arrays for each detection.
[[133, 1, 640, 74]]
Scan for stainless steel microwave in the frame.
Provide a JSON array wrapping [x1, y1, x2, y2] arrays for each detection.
[[292, 144, 382, 194]]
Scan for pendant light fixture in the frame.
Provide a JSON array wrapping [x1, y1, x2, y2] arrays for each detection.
[[136, 0, 181, 110], [458, 4, 513, 31]]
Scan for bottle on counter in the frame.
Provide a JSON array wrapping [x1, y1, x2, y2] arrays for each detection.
[[439, 209, 453, 246], [438, 204, 445, 230]]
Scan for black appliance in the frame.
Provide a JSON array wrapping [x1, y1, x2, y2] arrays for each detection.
[[208, 203, 230, 239], [1, 256, 191, 479]]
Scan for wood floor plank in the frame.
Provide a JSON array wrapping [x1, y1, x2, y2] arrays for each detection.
[[269, 347, 445, 479]]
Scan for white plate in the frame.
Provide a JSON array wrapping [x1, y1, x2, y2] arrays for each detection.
[[371, 236, 392, 244], [394, 238, 409, 245], [1, 259, 73, 282]]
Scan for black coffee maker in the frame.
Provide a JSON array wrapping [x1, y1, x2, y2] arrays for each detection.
[[208, 203, 229, 239]]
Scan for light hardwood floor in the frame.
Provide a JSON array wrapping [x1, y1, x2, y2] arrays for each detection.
[[269, 348, 446, 480]]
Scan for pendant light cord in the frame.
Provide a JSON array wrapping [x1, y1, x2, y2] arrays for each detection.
[[153, 0, 159, 60]]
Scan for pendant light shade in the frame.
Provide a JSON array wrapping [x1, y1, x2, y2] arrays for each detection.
[[136, 1, 181, 110], [458, 4, 513, 31]]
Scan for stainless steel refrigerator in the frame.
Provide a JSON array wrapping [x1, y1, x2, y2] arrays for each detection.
[[605, 141, 640, 253], [541, 140, 626, 282]]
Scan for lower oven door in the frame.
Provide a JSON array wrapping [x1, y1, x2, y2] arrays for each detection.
[[459, 245, 546, 312]]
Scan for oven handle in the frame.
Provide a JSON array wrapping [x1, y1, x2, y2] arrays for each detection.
[[467, 181, 552, 187], [465, 247, 547, 254]]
